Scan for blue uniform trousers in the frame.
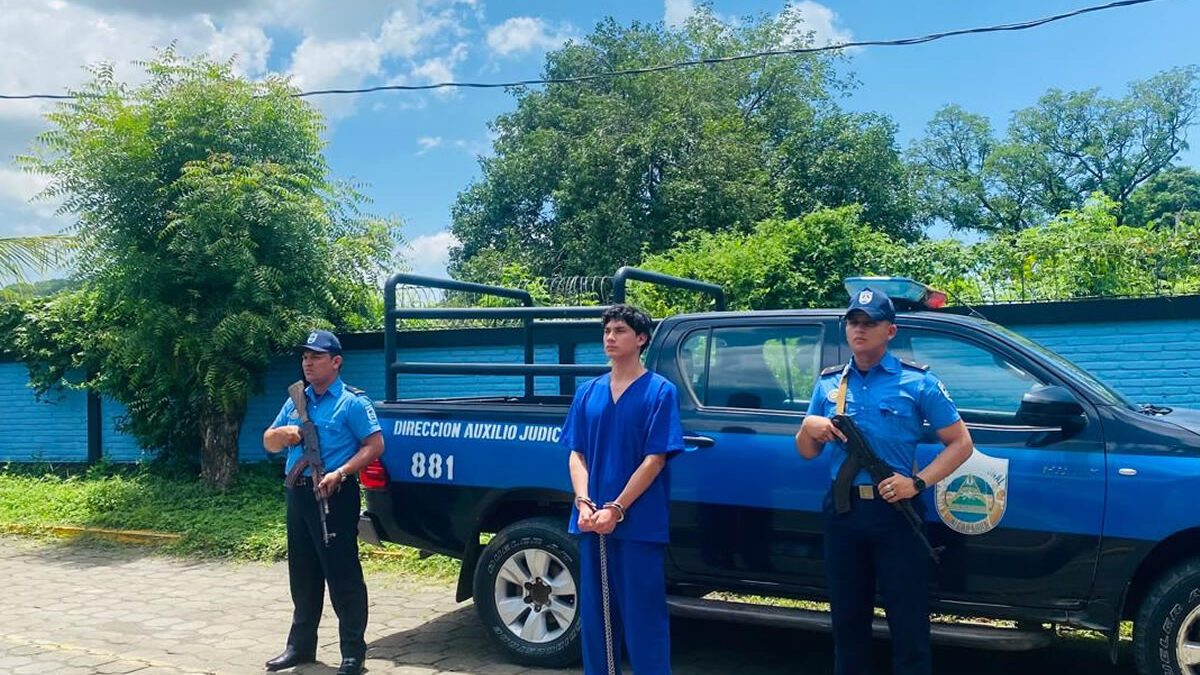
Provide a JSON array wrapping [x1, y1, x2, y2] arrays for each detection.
[[823, 489, 931, 675], [285, 479, 368, 660], [578, 535, 671, 675]]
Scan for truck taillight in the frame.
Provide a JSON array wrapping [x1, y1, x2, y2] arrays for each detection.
[[361, 458, 389, 490]]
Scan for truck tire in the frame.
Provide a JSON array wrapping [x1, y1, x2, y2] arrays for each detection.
[[1134, 558, 1200, 675], [473, 516, 581, 667]]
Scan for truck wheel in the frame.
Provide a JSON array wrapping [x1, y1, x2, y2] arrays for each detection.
[[473, 516, 581, 667], [1134, 558, 1200, 675]]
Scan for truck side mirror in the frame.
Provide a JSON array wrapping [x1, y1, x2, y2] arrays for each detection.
[[1016, 385, 1085, 429]]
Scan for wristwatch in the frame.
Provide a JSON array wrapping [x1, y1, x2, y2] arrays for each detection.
[[336, 467, 349, 483], [912, 476, 927, 494]]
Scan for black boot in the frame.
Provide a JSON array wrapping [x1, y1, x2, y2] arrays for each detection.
[[265, 646, 316, 671], [336, 656, 364, 675]]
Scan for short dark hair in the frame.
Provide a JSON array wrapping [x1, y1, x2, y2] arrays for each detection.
[[602, 304, 653, 353]]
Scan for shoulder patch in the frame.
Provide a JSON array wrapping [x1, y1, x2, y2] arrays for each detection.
[[345, 384, 367, 396], [820, 364, 843, 376], [900, 359, 929, 371]]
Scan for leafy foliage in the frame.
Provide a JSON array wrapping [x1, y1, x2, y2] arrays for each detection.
[[1125, 165, 1200, 228], [963, 195, 1200, 302], [631, 206, 897, 314], [910, 67, 1200, 233], [0, 235, 75, 284], [631, 197, 1200, 315], [450, 6, 916, 280], [9, 50, 402, 486], [0, 276, 77, 300]]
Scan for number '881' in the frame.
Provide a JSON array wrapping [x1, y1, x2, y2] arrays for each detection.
[[410, 452, 455, 480]]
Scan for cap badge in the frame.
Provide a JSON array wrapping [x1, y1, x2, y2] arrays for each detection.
[[858, 290, 873, 304]]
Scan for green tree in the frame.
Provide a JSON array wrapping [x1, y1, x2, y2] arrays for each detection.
[[450, 6, 916, 280], [968, 194, 1200, 301], [631, 206, 903, 315], [1011, 67, 1199, 223], [1125, 165, 1200, 227], [11, 51, 402, 488], [910, 67, 1200, 232]]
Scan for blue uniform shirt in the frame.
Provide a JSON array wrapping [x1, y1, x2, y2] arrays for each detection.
[[561, 371, 685, 544], [271, 377, 381, 475], [806, 352, 960, 485]]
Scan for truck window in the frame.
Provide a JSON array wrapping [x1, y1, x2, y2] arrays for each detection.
[[896, 330, 1046, 423], [680, 325, 822, 412]]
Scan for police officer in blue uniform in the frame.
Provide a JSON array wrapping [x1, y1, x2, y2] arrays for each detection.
[[795, 289, 973, 675], [563, 305, 685, 675], [263, 330, 383, 675]]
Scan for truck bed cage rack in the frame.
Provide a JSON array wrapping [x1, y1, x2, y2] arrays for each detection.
[[383, 266, 725, 401]]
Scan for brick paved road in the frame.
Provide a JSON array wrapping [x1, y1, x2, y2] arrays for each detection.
[[0, 536, 1136, 674]]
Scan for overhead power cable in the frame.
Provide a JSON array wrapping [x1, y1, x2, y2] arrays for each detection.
[[0, 0, 1168, 101]]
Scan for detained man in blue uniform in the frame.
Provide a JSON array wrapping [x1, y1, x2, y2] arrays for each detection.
[[562, 304, 684, 675], [262, 330, 383, 675], [795, 289, 973, 675]]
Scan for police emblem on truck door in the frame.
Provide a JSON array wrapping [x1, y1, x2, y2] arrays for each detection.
[[935, 449, 1009, 535]]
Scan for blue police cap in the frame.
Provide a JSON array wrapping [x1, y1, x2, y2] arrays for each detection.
[[845, 287, 896, 322], [299, 329, 342, 354]]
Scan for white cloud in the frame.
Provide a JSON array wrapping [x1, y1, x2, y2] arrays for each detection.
[[415, 136, 443, 155], [200, 20, 272, 77], [664, 0, 694, 28], [486, 17, 572, 57], [286, 35, 383, 119], [0, 0, 485, 238], [411, 43, 469, 97], [781, 2, 853, 48], [403, 230, 458, 278], [451, 137, 491, 158], [0, 169, 51, 207]]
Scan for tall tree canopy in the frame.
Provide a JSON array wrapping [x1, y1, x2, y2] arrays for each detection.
[[10, 51, 402, 487], [1125, 165, 1200, 227], [450, 7, 917, 280], [909, 67, 1200, 233]]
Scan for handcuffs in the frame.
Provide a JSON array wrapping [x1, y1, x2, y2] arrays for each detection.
[[575, 496, 626, 523]]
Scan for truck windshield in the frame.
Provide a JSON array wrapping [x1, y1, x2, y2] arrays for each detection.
[[989, 323, 1140, 410]]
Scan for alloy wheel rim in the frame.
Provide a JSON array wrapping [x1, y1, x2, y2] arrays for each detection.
[[493, 547, 578, 644]]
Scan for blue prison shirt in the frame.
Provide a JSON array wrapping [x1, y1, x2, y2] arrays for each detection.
[[562, 371, 685, 544]]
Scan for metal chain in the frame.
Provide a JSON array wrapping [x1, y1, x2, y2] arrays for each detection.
[[598, 532, 616, 675]]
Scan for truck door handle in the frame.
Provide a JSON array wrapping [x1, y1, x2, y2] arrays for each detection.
[[683, 435, 715, 449]]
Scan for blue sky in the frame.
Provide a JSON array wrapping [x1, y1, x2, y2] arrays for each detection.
[[1, 0, 1197, 278]]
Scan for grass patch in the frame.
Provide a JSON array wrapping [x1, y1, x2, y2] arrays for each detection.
[[0, 461, 460, 580], [363, 544, 461, 584]]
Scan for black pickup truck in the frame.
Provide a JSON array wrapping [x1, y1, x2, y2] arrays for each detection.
[[357, 268, 1200, 675]]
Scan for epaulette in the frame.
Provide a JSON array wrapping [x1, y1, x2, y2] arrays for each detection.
[[345, 384, 369, 396], [820, 364, 843, 376], [900, 359, 929, 371]]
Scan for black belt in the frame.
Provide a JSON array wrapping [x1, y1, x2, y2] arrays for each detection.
[[833, 482, 879, 501]]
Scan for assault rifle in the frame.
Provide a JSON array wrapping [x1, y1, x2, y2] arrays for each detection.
[[283, 380, 335, 547], [832, 414, 943, 562]]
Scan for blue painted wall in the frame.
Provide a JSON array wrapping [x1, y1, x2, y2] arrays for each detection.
[[0, 363, 88, 462], [2, 316, 1197, 463], [1020, 320, 1200, 409]]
